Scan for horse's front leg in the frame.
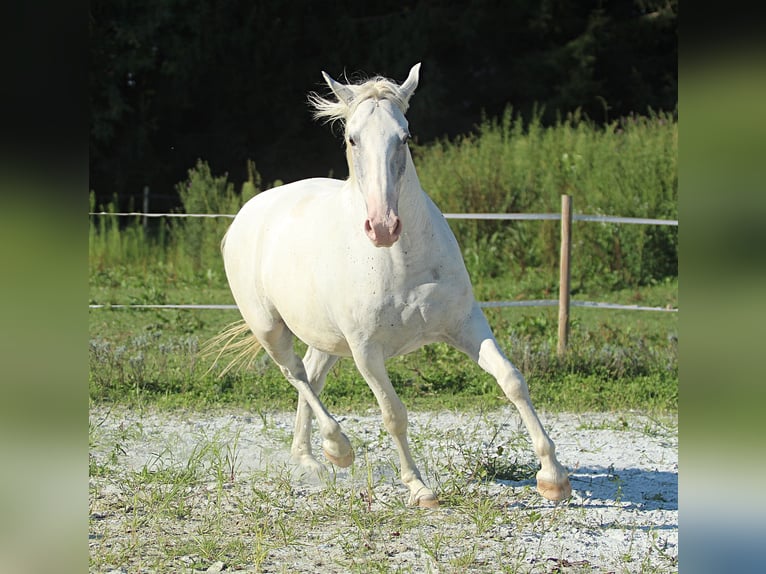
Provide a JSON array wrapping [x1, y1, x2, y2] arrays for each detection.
[[291, 347, 339, 473], [351, 344, 439, 508], [450, 304, 572, 502]]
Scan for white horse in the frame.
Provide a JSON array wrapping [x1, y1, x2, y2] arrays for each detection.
[[219, 63, 571, 507]]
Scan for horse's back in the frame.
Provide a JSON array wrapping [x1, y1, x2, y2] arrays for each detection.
[[233, 178, 344, 224], [225, 177, 344, 252]]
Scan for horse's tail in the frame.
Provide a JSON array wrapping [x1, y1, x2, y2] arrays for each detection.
[[200, 319, 263, 379]]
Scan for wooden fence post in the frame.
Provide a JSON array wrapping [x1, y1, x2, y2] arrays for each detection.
[[557, 194, 572, 358]]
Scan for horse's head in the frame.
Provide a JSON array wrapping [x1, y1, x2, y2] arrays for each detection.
[[312, 64, 421, 247]]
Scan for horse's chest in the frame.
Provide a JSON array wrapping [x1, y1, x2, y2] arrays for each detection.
[[352, 279, 470, 339]]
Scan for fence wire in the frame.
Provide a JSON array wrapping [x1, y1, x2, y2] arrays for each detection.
[[89, 210, 678, 313]]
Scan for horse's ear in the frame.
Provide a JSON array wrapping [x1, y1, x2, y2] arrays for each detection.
[[322, 71, 354, 106], [399, 63, 421, 104]]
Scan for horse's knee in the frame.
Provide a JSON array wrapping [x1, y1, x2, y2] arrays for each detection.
[[382, 401, 408, 436], [500, 367, 531, 404]]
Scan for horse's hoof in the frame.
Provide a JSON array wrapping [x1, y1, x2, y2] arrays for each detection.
[[322, 447, 354, 468], [536, 476, 572, 502], [409, 487, 439, 508], [293, 454, 327, 477], [416, 494, 440, 509]]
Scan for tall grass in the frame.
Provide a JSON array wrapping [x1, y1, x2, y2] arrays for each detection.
[[89, 192, 160, 269], [413, 108, 677, 290], [90, 159, 261, 283], [169, 159, 260, 277], [90, 112, 676, 294]]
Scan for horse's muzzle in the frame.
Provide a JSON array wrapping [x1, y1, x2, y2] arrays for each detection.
[[365, 216, 402, 247]]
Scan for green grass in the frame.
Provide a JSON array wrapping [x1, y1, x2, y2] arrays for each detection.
[[89, 263, 676, 414]]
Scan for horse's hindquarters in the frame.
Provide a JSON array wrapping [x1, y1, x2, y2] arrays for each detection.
[[223, 180, 358, 357]]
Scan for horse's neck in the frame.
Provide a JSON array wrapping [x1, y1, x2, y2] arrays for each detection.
[[399, 154, 433, 230], [389, 155, 459, 269], [398, 154, 429, 218]]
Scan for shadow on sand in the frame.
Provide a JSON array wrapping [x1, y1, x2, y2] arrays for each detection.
[[500, 465, 678, 511]]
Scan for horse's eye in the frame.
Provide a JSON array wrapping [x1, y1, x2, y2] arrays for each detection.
[[348, 137, 356, 147]]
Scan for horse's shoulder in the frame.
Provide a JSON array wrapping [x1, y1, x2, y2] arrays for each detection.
[[242, 177, 346, 213]]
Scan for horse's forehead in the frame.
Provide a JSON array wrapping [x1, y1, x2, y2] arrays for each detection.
[[350, 99, 407, 133]]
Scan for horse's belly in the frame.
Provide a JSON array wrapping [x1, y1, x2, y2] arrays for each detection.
[[273, 280, 470, 359], [274, 303, 354, 357]]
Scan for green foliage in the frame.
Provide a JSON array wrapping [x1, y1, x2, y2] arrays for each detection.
[[414, 109, 677, 291], [170, 159, 260, 277], [89, 191, 161, 271], [90, 160, 262, 283], [90, 112, 676, 294], [88, 277, 677, 413]]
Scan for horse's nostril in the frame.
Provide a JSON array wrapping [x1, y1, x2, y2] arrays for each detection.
[[364, 217, 400, 245]]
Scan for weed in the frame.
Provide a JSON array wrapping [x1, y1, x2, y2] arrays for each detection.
[[576, 416, 630, 432], [466, 496, 501, 535], [449, 544, 479, 570], [418, 527, 447, 565]]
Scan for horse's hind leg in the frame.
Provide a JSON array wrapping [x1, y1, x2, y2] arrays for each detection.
[[449, 304, 571, 502], [291, 347, 339, 472], [255, 320, 354, 468]]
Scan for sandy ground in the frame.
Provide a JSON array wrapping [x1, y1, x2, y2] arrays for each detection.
[[89, 406, 678, 573]]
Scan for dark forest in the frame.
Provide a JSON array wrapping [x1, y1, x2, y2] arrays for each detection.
[[90, 1, 677, 210]]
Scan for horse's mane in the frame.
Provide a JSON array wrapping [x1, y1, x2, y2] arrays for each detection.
[[308, 75, 410, 129]]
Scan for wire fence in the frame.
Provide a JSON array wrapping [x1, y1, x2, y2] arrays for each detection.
[[89, 204, 678, 319]]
